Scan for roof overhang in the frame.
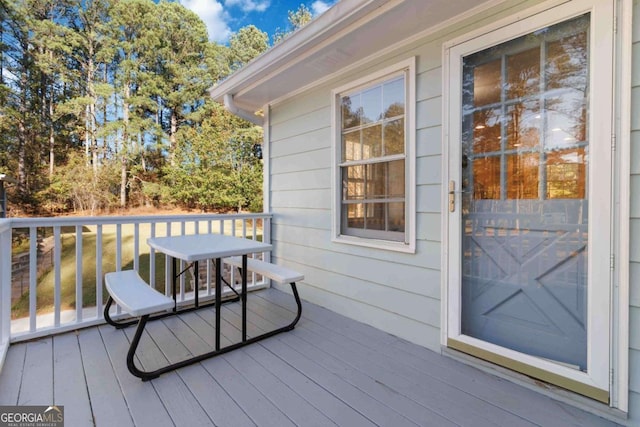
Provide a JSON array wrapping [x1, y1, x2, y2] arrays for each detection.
[[209, 0, 499, 119]]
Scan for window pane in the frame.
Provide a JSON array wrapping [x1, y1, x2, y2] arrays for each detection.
[[546, 148, 586, 199], [507, 153, 539, 199], [342, 130, 361, 161], [362, 124, 382, 159], [342, 165, 364, 200], [361, 85, 382, 124], [546, 31, 588, 92], [384, 118, 404, 155], [506, 47, 540, 99], [388, 202, 405, 232], [345, 203, 364, 229], [366, 203, 386, 230], [473, 59, 501, 106], [388, 160, 405, 198], [473, 156, 500, 199], [342, 95, 360, 129], [383, 77, 404, 118], [366, 163, 386, 199], [473, 109, 501, 153], [506, 101, 540, 149], [545, 94, 587, 148]]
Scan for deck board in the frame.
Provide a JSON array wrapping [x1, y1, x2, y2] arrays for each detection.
[[0, 288, 620, 427], [53, 332, 94, 427], [19, 338, 53, 405], [0, 340, 25, 405], [98, 325, 173, 427], [78, 327, 134, 427]]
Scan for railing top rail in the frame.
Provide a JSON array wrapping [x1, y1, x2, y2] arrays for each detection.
[[8, 212, 272, 228]]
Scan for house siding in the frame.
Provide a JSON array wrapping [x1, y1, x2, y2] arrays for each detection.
[[267, 0, 553, 350], [267, 0, 638, 420]]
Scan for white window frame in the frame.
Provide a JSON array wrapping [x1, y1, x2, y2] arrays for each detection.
[[441, 0, 631, 409], [331, 57, 416, 253]]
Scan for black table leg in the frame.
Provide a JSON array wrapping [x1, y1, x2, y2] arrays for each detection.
[[242, 254, 247, 342], [172, 257, 177, 312], [194, 260, 199, 308], [215, 257, 221, 351]]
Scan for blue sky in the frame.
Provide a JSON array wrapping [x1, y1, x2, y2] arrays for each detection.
[[178, 0, 338, 44]]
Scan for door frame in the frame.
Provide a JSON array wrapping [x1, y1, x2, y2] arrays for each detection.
[[440, 0, 630, 409]]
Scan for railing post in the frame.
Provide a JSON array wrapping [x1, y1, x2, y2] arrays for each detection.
[[0, 220, 12, 370]]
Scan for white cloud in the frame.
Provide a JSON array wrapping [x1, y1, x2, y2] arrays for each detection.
[[180, 0, 232, 42], [224, 0, 270, 13], [311, 0, 333, 16]]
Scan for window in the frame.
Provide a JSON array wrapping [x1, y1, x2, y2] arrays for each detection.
[[333, 59, 415, 251]]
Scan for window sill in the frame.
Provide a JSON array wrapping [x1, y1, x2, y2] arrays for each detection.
[[332, 235, 415, 254]]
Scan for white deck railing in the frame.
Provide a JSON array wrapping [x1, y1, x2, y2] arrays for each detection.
[[0, 219, 12, 370], [0, 213, 272, 345]]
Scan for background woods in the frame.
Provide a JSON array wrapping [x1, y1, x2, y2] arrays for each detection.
[[0, 0, 289, 215]]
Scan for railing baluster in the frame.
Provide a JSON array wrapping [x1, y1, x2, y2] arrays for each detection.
[[0, 221, 12, 365], [75, 225, 83, 323], [150, 222, 156, 290], [29, 227, 37, 332], [116, 224, 122, 271], [115, 224, 122, 315], [53, 227, 61, 327], [134, 222, 139, 272], [165, 221, 171, 298], [96, 225, 103, 319]]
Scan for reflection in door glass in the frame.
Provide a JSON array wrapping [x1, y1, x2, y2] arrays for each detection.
[[460, 14, 590, 371]]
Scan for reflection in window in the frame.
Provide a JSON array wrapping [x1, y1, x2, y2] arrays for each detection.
[[339, 73, 407, 241], [463, 14, 589, 201], [473, 157, 501, 199], [507, 153, 539, 199], [546, 148, 586, 199]]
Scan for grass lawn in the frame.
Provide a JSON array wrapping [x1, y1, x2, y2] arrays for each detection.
[[11, 219, 263, 320]]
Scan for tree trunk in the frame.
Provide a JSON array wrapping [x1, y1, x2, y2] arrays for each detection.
[[170, 109, 177, 166], [121, 84, 130, 208], [86, 45, 98, 172]]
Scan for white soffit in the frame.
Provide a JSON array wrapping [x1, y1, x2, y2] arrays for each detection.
[[209, 0, 496, 112]]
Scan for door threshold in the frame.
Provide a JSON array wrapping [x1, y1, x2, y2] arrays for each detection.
[[441, 346, 628, 425]]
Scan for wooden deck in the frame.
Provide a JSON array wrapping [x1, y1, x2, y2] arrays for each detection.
[[0, 288, 620, 427]]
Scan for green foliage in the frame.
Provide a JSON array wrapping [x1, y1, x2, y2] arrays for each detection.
[[39, 151, 120, 214], [228, 25, 269, 70], [164, 101, 263, 212], [0, 0, 273, 216], [272, 4, 313, 44]]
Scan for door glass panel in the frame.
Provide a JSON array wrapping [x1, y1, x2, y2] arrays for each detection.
[[460, 14, 590, 371], [506, 47, 540, 99]]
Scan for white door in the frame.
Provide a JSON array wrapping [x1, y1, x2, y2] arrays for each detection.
[[446, 0, 613, 402]]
